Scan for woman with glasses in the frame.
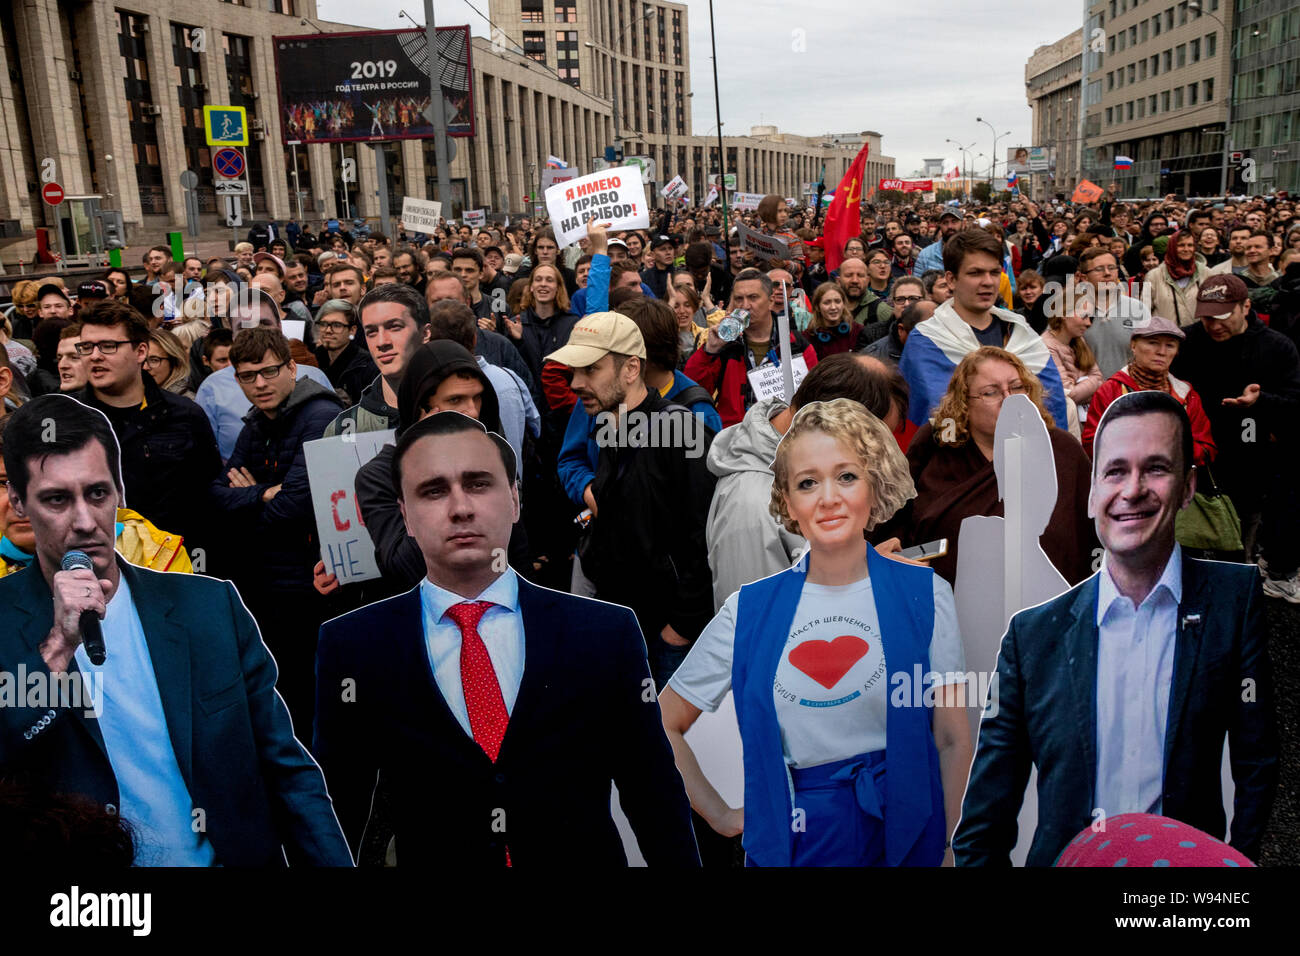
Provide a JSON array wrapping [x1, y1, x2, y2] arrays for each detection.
[[1198, 227, 1227, 268], [146, 329, 194, 398], [803, 282, 862, 358], [4, 280, 39, 341], [877, 347, 1096, 587]]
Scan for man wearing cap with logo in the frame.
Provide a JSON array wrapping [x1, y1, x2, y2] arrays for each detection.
[[641, 234, 677, 300], [546, 312, 717, 689], [912, 209, 963, 276], [1173, 274, 1300, 600]]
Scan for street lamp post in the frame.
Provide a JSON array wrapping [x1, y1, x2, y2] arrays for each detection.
[[976, 118, 1012, 190], [946, 138, 976, 201]]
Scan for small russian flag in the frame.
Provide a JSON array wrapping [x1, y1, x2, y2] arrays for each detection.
[[1114, 155, 1134, 170], [1007, 169, 1019, 188]]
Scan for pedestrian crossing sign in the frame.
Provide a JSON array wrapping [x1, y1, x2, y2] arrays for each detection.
[[204, 106, 249, 147]]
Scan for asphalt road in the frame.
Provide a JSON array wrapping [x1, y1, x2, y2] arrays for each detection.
[[1259, 596, 1300, 866]]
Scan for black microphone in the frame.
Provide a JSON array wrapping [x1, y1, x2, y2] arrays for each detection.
[[61, 550, 106, 666]]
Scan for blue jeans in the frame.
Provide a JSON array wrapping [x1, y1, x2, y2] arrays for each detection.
[[649, 632, 690, 691]]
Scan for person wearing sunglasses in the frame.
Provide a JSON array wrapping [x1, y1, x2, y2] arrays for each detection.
[[211, 327, 344, 733]]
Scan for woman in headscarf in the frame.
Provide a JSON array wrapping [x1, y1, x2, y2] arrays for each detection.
[[1143, 229, 1211, 326]]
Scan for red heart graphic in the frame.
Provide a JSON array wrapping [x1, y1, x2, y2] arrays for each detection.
[[788, 635, 870, 690]]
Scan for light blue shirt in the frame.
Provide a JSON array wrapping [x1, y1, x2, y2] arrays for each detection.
[[419, 570, 526, 738], [911, 238, 945, 276], [477, 356, 541, 470], [75, 575, 216, 866], [196, 362, 332, 460], [1094, 544, 1182, 820]]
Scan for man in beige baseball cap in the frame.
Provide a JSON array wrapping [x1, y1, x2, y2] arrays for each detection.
[[545, 310, 717, 689]]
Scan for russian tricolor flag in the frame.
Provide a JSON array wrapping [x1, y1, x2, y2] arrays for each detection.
[[1114, 155, 1134, 170]]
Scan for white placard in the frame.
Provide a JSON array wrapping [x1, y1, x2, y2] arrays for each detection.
[[304, 430, 396, 585], [660, 174, 688, 201], [281, 319, 306, 342], [736, 222, 792, 261], [541, 168, 579, 191], [463, 208, 486, 228], [746, 355, 809, 401], [731, 191, 765, 211], [544, 166, 651, 248], [400, 196, 443, 233]]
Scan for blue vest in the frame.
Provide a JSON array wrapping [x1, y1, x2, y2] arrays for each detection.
[[732, 544, 945, 866]]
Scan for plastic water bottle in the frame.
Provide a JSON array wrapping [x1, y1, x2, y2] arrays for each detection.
[[716, 308, 751, 343]]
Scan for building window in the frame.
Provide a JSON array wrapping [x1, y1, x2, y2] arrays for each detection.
[[1176, 43, 1186, 67], [1163, 49, 1172, 72], [523, 31, 546, 64], [1173, 86, 1183, 109], [1178, 2, 1188, 26], [1129, 25, 1137, 45], [1127, 101, 1134, 121], [1140, 20, 1148, 42], [1188, 82, 1198, 105], [1204, 77, 1213, 101], [1140, 60, 1147, 80], [1137, 99, 1145, 118], [1151, 54, 1159, 75], [1106, 106, 1114, 125], [554, 0, 576, 23], [657, 8, 666, 64], [1149, 94, 1158, 113], [1190, 38, 1200, 61], [264, 0, 294, 12], [1206, 33, 1216, 57], [1128, 63, 1135, 83], [521, 0, 543, 23], [1165, 9, 1173, 31], [556, 30, 578, 86], [1162, 89, 1171, 111], [118, 11, 166, 214], [1153, 14, 1161, 36]]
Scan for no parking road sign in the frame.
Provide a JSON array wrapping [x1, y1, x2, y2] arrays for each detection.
[[214, 148, 246, 179]]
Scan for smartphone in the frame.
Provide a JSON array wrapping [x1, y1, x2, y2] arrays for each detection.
[[899, 538, 949, 562]]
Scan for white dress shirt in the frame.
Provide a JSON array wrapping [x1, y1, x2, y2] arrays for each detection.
[[419, 570, 525, 738], [1094, 544, 1182, 819]]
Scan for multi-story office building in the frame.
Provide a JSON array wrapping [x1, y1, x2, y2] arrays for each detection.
[[1230, 0, 1300, 194], [1077, 0, 1237, 197], [1025, 30, 1083, 199], [0, 0, 892, 262]]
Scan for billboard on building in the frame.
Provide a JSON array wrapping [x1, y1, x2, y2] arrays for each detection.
[[1007, 146, 1055, 174], [272, 27, 474, 144]]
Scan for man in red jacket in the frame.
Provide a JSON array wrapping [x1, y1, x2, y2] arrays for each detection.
[[683, 268, 819, 428]]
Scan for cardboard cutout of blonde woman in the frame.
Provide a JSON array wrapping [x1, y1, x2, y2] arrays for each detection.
[[953, 393, 1072, 867]]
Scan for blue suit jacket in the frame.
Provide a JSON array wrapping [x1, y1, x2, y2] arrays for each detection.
[[0, 559, 352, 866], [314, 575, 701, 866], [953, 557, 1277, 866]]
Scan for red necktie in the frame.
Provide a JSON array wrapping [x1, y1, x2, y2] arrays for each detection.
[[446, 601, 509, 762], [446, 600, 512, 867]]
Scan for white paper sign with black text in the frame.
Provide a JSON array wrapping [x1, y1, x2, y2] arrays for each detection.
[[545, 166, 650, 247]]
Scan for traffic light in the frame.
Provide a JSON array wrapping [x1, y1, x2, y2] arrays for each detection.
[[99, 209, 125, 249]]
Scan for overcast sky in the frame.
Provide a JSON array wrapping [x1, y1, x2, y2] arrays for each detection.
[[315, 0, 1084, 177]]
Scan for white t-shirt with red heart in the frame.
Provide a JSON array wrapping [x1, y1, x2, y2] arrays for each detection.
[[670, 573, 965, 769]]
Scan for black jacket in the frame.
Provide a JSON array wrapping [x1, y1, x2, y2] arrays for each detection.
[[314, 338, 378, 406], [955, 559, 1276, 866], [210, 378, 343, 594], [1171, 314, 1300, 494], [582, 389, 717, 642], [77, 375, 221, 553], [641, 265, 673, 300], [314, 578, 701, 866]]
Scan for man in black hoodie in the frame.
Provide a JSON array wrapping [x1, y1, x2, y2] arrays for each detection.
[[210, 327, 344, 732]]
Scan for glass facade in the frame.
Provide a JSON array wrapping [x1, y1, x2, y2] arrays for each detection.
[[118, 12, 166, 214]]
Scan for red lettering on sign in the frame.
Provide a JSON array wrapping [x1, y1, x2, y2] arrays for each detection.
[[330, 489, 351, 531]]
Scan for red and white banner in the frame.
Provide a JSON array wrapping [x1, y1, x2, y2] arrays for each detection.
[[879, 178, 934, 193]]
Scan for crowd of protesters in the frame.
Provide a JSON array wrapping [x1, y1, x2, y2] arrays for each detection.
[[0, 180, 1296, 868]]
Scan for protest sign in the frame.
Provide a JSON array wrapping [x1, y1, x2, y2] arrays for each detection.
[[736, 221, 792, 261], [544, 166, 650, 247], [731, 191, 764, 211], [1071, 179, 1105, 204], [305, 430, 395, 585], [747, 355, 809, 401], [541, 167, 578, 191], [400, 196, 442, 232], [879, 178, 934, 193], [661, 174, 688, 202], [463, 208, 486, 227]]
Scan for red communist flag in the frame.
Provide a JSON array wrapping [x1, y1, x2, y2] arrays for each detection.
[[823, 141, 870, 273]]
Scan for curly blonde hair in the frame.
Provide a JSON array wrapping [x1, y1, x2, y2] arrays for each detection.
[[928, 346, 1054, 447], [769, 398, 916, 535]]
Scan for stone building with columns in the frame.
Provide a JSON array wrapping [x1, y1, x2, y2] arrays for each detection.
[[0, 0, 893, 262]]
